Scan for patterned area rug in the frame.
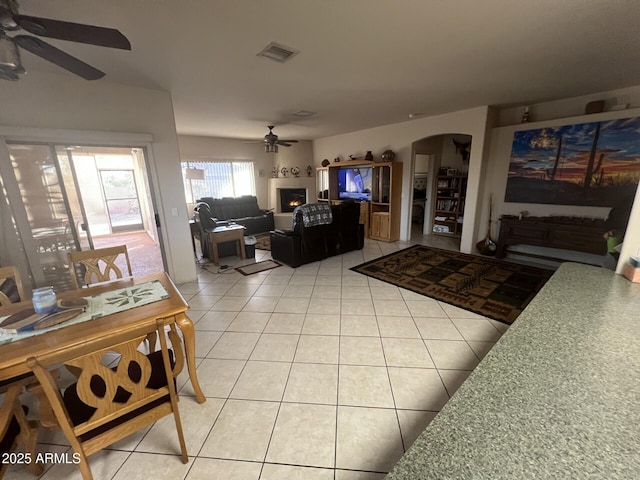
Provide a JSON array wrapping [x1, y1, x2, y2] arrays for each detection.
[[351, 245, 554, 324], [254, 233, 271, 251]]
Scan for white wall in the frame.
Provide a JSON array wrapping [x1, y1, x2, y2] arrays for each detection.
[[313, 107, 491, 252], [0, 72, 196, 284]]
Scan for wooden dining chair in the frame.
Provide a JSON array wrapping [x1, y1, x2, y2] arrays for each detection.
[[0, 265, 26, 306], [0, 383, 43, 479], [67, 245, 133, 290], [26, 318, 188, 480]]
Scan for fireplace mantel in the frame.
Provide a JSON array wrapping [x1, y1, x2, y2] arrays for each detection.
[[268, 177, 317, 229]]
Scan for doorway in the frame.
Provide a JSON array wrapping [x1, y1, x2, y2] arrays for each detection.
[[0, 141, 164, 293], [410, 134, 472, 249]]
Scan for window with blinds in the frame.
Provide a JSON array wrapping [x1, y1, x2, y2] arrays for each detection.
[[181, 161, 255, 203]]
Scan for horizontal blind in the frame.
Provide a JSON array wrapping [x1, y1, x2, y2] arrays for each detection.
[[182, 161, 255, 203]]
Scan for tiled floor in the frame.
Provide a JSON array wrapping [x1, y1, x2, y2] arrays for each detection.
[[12, 234, 508, 480]]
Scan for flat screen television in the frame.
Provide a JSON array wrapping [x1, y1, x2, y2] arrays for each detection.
[[337, 167, 372, 201]]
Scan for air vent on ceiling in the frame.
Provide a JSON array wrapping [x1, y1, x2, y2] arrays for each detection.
[[257, 42, 299, 63]]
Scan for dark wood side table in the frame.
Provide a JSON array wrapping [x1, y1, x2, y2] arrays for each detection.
[[208, 225, 246, 265]]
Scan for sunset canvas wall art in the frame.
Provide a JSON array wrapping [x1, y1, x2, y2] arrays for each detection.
[[505, 116, 640, 206]]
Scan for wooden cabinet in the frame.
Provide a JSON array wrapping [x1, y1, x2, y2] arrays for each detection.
[[432, 174, 467, 237], [315, 160, 402, 242], [369, 162, 402, 242]]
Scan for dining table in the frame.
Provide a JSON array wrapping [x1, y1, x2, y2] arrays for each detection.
[[0, 271, 206, 405]]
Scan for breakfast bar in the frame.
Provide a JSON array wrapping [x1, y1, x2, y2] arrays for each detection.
[[386, 262, 640, 479]]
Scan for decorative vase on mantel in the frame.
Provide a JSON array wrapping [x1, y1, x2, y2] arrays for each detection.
[[364, 151, 373, 161]]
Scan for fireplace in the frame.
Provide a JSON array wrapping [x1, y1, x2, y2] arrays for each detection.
[[279, 188, 307, 213]]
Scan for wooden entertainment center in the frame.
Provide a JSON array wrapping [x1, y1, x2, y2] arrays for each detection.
[[496, 215, 608, 261], [316, 160, 402, 242]]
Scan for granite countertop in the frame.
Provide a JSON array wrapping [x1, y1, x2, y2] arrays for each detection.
[[386, 262, 640, 479]]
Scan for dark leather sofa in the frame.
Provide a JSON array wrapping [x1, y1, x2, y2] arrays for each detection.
[[194, 196, 274, 260], [270, 202, 364, 267]]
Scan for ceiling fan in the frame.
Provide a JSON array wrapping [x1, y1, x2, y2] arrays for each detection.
[[246, 126, 299, 153], [0, 0, 131, 81]]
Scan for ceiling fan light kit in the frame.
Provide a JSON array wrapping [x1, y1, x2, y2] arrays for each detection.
[[0, 0, 131, 81]]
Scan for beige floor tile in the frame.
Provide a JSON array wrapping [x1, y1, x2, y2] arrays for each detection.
[[264, 312, 305, 334], [265, 403, 336, 468], [288, 274, 317, 285], [439, 302, 486, 319], [283, 363, 338, 404], [250, 333, 300, 361], [438, 369, 472, 397], [387, 367, 449, 411], [242, 296, 279, 312], [336, 406, 404, 472], [282, 284, 314, 297], [369, 286, 403, 300], [210, 296, 250, 311], [230, 360, 291, 401], [207, 332, 260, 360], [194, 311, 238, 331], [188, 295, 222, 309], [341, 315, 379, 336], [185, 458, 262, 480], [295, 335, 340, 364], [261, 464, 334, 480], [413, 317, 464, 340], [254, 284, 287, 297], [489, 318, 510, 333], [341, 286, 372, 299], [382, 338, 434, 368], [405, 299, 447, 317], [312, 284, 342, 297], [315, 273, 342, 284], [372, 299, 410, 316], [340, 336, 385, 366], [111, 452, 192, 480], [338, 365, 395, 408], [451, 318, 503, 342], [467, 340, 498, 360], [136, 397, 224, 454], [7, 444, 67, 480], [189, 358, 245, 397], [307, 297, 341, 315], [396, 409, 438, 449], [335, 470, 387, 480], [424, 339, 480, 370], [224, 283, 260, 297], [178, 282, 205, 295], [341, 298, 375, 315], [377, 316, 421, 338], [227, 311, 271, 332], [302, 313, 341, 335], [261, 274, 292, 285], [273, 296, 311, 313], [199, 399, 279, 461], [40, 449, 130, 480], [193, 330, 222, 358], [198, 282, 234, 296]]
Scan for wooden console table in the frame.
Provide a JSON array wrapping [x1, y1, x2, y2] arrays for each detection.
[[496, 215, 607, 260]]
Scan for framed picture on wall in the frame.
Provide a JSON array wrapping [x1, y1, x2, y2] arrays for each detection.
[[504, 116, 640, 207]]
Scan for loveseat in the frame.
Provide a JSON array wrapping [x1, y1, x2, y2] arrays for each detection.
[[194, 195, 274, 260], [270, 202, 364, 267]]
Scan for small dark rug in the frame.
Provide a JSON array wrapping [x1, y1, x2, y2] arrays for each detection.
[[235, 260, 281, 276], [254, 233, 271, 251], [351, 245, 554, 324]]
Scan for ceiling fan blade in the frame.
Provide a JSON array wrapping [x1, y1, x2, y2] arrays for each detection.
[[14, 35, 105, 80], [278, 140, 298, 143], [14, 15, 131, 50], [0, 68, 19, 80], [277, 142, 293, 147]]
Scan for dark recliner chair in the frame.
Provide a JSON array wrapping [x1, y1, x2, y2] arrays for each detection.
[[270, 202, 364, 268], [194, 196, 274, 261]]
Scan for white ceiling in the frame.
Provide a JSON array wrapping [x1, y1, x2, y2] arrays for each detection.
[[12, 0, 640, 141]]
